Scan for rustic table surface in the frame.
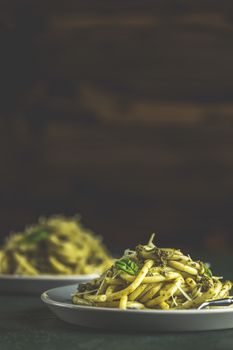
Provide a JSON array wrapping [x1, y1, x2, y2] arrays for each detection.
[[1, 254, 233, 350]]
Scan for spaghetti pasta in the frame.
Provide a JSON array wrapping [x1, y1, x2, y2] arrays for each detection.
[[0, 215, 112, 275], [72, 234, 232, 309]]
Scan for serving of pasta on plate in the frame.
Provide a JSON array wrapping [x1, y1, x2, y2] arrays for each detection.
[[0, 215, 112, 276], [72, 234, 232, 310]]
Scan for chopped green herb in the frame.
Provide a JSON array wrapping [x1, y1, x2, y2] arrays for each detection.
[[23, 229, 49, 244], [115, 258, 139, 276]]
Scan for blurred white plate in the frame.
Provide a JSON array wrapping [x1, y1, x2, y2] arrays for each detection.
[[0, 274, 98, 294], [41, 284, 233, 332]]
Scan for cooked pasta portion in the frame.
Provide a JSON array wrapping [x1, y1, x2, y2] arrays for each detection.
[[0, 215, 112, 275], [72, 234, 232, 310]]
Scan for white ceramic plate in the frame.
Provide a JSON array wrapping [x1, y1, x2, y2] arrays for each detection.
[[0, 274, 98, 294], [41, 284, 233, 332]]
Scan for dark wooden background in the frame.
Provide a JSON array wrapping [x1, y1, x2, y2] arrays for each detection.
[[0, 0, 233, 252]]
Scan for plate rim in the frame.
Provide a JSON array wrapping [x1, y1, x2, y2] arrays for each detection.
[[41, 284, 233, 315]]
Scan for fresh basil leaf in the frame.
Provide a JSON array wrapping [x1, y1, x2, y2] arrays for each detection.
[[115, 258, 139, 276], [23, 229, 49, 244]]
